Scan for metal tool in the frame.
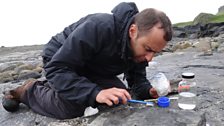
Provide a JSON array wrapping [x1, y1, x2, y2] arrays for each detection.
[[144, 97, 178, 102]]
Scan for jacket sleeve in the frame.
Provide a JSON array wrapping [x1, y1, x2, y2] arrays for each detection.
[[44, 19, 105, 107], [126, 61, 152, 99]]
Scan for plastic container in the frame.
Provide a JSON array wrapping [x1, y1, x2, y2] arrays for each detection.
[[150, 72, 171, 96], [177, 72, 197, 110], [157, 96, 170, 107]]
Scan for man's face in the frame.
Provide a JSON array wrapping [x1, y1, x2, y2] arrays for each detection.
[[129, 23, 167, 63]]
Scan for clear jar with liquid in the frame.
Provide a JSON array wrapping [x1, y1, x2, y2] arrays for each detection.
[[178, 72, 197, 110]]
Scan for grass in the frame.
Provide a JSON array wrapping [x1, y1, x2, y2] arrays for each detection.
[[173, 21, 193, 27], [173, 13, 224, 27], [209, 13, 224, 23]]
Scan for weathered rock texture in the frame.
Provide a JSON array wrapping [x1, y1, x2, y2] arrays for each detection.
[[0, 36, 224, 125], [193, 13, 215, 25], [218, 5, 224, 14], [173, 22, 224, 39]]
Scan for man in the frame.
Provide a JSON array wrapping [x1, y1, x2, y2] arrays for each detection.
[[2, 2, 172, 119]]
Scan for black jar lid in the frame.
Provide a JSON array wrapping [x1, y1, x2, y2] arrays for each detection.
[[182, 72, 195, 79]]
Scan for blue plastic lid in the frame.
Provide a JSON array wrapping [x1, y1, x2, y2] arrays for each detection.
[[157, 96, 170, 107]]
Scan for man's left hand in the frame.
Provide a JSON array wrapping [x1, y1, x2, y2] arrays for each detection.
[[149, 88, 159, 98]]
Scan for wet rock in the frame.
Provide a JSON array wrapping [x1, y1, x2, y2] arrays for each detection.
[[173, 27, 187, 38], [0, 64, 16, 73], [17, 70, 42, 80], [0, 44, 224, 125], [36, 62, 44, 68], [0, 62, 24, 72], [211, 41, 220, 51], [0, 71, 14, 83], [25, 60, 43, 68], [172, 41, 192, 51], [33, 66, 43, 73], [194, 38, 213, 55], [217, 42, 224, 52], [14, 64, 36, 74]]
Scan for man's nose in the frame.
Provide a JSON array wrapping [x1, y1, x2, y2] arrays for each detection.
[[145, 53, 154, 62]]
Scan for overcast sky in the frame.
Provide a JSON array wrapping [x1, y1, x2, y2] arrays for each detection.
[[0, 0, 224, 47]]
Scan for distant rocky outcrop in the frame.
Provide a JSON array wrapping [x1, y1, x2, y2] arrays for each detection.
[[173, 22, 224, 39], [193, 13, 215, 25], [218, 5, 224, 14], [173, 5, 224, 36]]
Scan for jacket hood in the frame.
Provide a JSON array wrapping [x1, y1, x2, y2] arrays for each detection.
[[111, 2, 139, 60], [111, 2, 138, 32]]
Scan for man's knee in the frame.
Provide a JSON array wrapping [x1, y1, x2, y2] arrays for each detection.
[[22, 82, 86, 119]]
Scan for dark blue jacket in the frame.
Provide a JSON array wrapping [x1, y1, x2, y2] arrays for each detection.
[[43, 2, 152, 107]]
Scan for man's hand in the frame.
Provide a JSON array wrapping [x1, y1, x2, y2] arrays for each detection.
[[96, 87, 131, 106], [149, 88, 159, 98]]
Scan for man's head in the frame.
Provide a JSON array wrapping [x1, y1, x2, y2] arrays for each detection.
[[129, 8, 172, 63]]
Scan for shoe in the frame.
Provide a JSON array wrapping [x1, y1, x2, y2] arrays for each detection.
[[84, 106, 99, 117], [2, 79, 37, 112]]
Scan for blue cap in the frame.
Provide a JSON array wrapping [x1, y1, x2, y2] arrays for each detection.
[[157, 96, 170, 107]]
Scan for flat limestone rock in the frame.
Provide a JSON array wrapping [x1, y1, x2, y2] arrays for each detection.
[[0, 50, 224, 126]]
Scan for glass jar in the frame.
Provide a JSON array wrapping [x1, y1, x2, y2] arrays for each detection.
[[177, 72, 197, 110]]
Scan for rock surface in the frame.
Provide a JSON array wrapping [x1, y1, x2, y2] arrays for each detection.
[[218, 5, 224, 14], [193, 13, 215, 25], [0, 38, 224, 125], [173, 22, 224, 39]]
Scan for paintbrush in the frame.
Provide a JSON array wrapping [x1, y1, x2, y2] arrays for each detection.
[[127, 99, 154, 106]]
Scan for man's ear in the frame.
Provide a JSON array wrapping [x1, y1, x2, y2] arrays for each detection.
[[129, 24, 138, 39]]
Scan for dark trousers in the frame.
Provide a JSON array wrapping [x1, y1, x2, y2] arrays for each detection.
[[26, 43, 126, 119], [21, 76, 126, 119]]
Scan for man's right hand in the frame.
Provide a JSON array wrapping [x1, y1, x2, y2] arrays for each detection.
[[96, 87, 131, 106]]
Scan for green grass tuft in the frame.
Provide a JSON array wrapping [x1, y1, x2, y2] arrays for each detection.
[[173, 13, 224, 27], [173, 21, 193, 27], [209, 13, 224, 23]]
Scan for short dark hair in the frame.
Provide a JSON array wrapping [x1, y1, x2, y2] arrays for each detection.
[[133, 8, 173, 41]]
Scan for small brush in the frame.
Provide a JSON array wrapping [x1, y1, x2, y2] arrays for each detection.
[[127, 99, 154, 106]]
